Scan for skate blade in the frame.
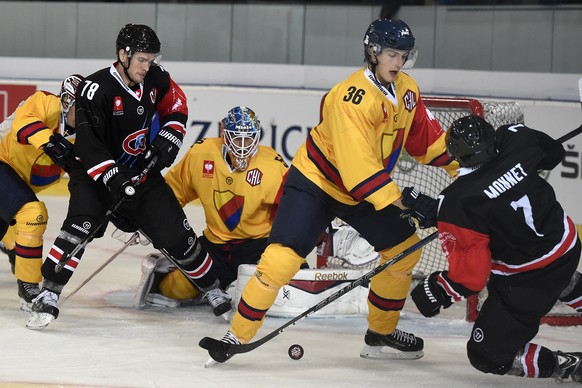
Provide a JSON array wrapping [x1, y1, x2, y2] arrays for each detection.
[[26, 312, 55, 330], [204, 357, 220, 368], [359, 344, 424, 360], [19, 299, 32, 313]]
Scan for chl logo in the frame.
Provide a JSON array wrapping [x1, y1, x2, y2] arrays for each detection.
[[403, 90, 417, 112], [246, 168, 263, 187]]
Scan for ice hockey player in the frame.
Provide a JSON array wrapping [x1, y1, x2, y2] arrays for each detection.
[[135, 106, 288, 309], [0, 74, 82, 311], [411, 115, 582, 383], [27, 24, 230, 329], [204, 18, 458, 363]]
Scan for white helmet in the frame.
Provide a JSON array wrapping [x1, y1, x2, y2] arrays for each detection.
[[60, 74, 84, 114], [222, 106, 261, 171]]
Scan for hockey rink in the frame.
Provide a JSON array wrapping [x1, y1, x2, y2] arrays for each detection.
[[0, 194, 581, 387]]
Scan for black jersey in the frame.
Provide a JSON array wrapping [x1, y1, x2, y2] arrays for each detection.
[[74, 63, 188, 180], [436, 124, 577, 297]]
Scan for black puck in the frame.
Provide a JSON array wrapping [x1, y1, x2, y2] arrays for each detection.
[[288, 344, 304, 360]]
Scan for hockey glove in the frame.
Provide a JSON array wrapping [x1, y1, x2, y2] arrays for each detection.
[[411, 272, 452, 317], [146, 127, 184, 169], [101, 164, 138, 203], [44, 133, 74, 172], [401, 186, 438, 229]]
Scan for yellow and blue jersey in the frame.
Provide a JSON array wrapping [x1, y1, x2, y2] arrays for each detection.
[[0, 91, 66, 192]]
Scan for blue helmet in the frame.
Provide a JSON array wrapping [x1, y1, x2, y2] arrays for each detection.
[[363, 19, 417, 68], [446, 115, 497, 167], [222, 106, 261, 171]]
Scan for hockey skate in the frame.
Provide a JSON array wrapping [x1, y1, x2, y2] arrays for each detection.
[[360, 328, 424, 360], [554, 351, 582, 383], [26, 289, 59, 330], [203, 330, 242, 367], [202, 281, 232, 317], [17, 280, 40, 312]]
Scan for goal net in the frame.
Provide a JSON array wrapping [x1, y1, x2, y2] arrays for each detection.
[[319, 96, 582, 325]]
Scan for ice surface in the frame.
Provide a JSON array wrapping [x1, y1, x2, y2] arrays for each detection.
[[0, 195, 579, 387]]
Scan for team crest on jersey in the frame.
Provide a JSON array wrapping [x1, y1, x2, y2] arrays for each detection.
[[150, 88, 157, 104], [137, 106, 144, 115], [113, 96, 124, 115], [30, 154, 61, 187], [122, 129, 148, 155], [246, 168, 262, 187], [202, 160, 215, 178], [403, 90, 417, 112], [439, 231, 456, 257], [214, 190, 244, 231]]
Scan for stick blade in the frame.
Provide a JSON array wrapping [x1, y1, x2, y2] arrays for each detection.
[[198, 337, 232, 363]]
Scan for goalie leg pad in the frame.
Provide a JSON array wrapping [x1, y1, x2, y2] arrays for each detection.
[[367, 233, 422, 334], [14, 201, 47, 283], [158, 269, 201, 301]]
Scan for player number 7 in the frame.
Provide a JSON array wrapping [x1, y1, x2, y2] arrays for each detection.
[[510, 195, 543, 237]]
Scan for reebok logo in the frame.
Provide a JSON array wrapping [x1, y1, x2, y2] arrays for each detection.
[[314, 272, 348, 281]]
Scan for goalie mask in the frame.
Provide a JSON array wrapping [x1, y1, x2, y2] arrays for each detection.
[[222, 106, 261, 172], [446, 115, 498, 167], [363, 18, 418, 69]]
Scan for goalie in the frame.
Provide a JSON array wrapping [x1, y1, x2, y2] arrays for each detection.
[[134, 106, 289, 311]]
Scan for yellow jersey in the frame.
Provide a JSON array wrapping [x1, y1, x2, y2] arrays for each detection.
[[293, 67, 457, 210], [0, 91, 66, 192], [164, 137, 288, 244]]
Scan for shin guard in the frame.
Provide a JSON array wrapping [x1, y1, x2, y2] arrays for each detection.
[[231, 244, 305, 343], [14, 202, 47, 283], [367, 233, 422, 334]]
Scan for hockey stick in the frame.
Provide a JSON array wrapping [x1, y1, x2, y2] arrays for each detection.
[[556, 78, 582, 143], [60, 231, 141, 305], [54, 156, 158, 273], [199, 231, 438, 363]]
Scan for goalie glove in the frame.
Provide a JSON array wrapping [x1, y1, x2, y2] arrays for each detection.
[[401, 186, 438, 229], [411, 272, 452, 317], [44, 133, 74, 172], [145, 127, 184, 169]]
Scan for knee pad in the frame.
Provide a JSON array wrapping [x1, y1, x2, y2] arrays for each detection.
[[467, 340, 514, 376], [14, 201, 48, 247], [255, 244, 305, 290]]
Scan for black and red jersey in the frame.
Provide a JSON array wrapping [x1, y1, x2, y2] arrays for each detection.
[[436, 124, 576, 299], [74, 63, 188, 181]]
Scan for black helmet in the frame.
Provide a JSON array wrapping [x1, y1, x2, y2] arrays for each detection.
[[116, 24, 161, 56], [363, 19, 416, 66], [446, 115, 497, 167]]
